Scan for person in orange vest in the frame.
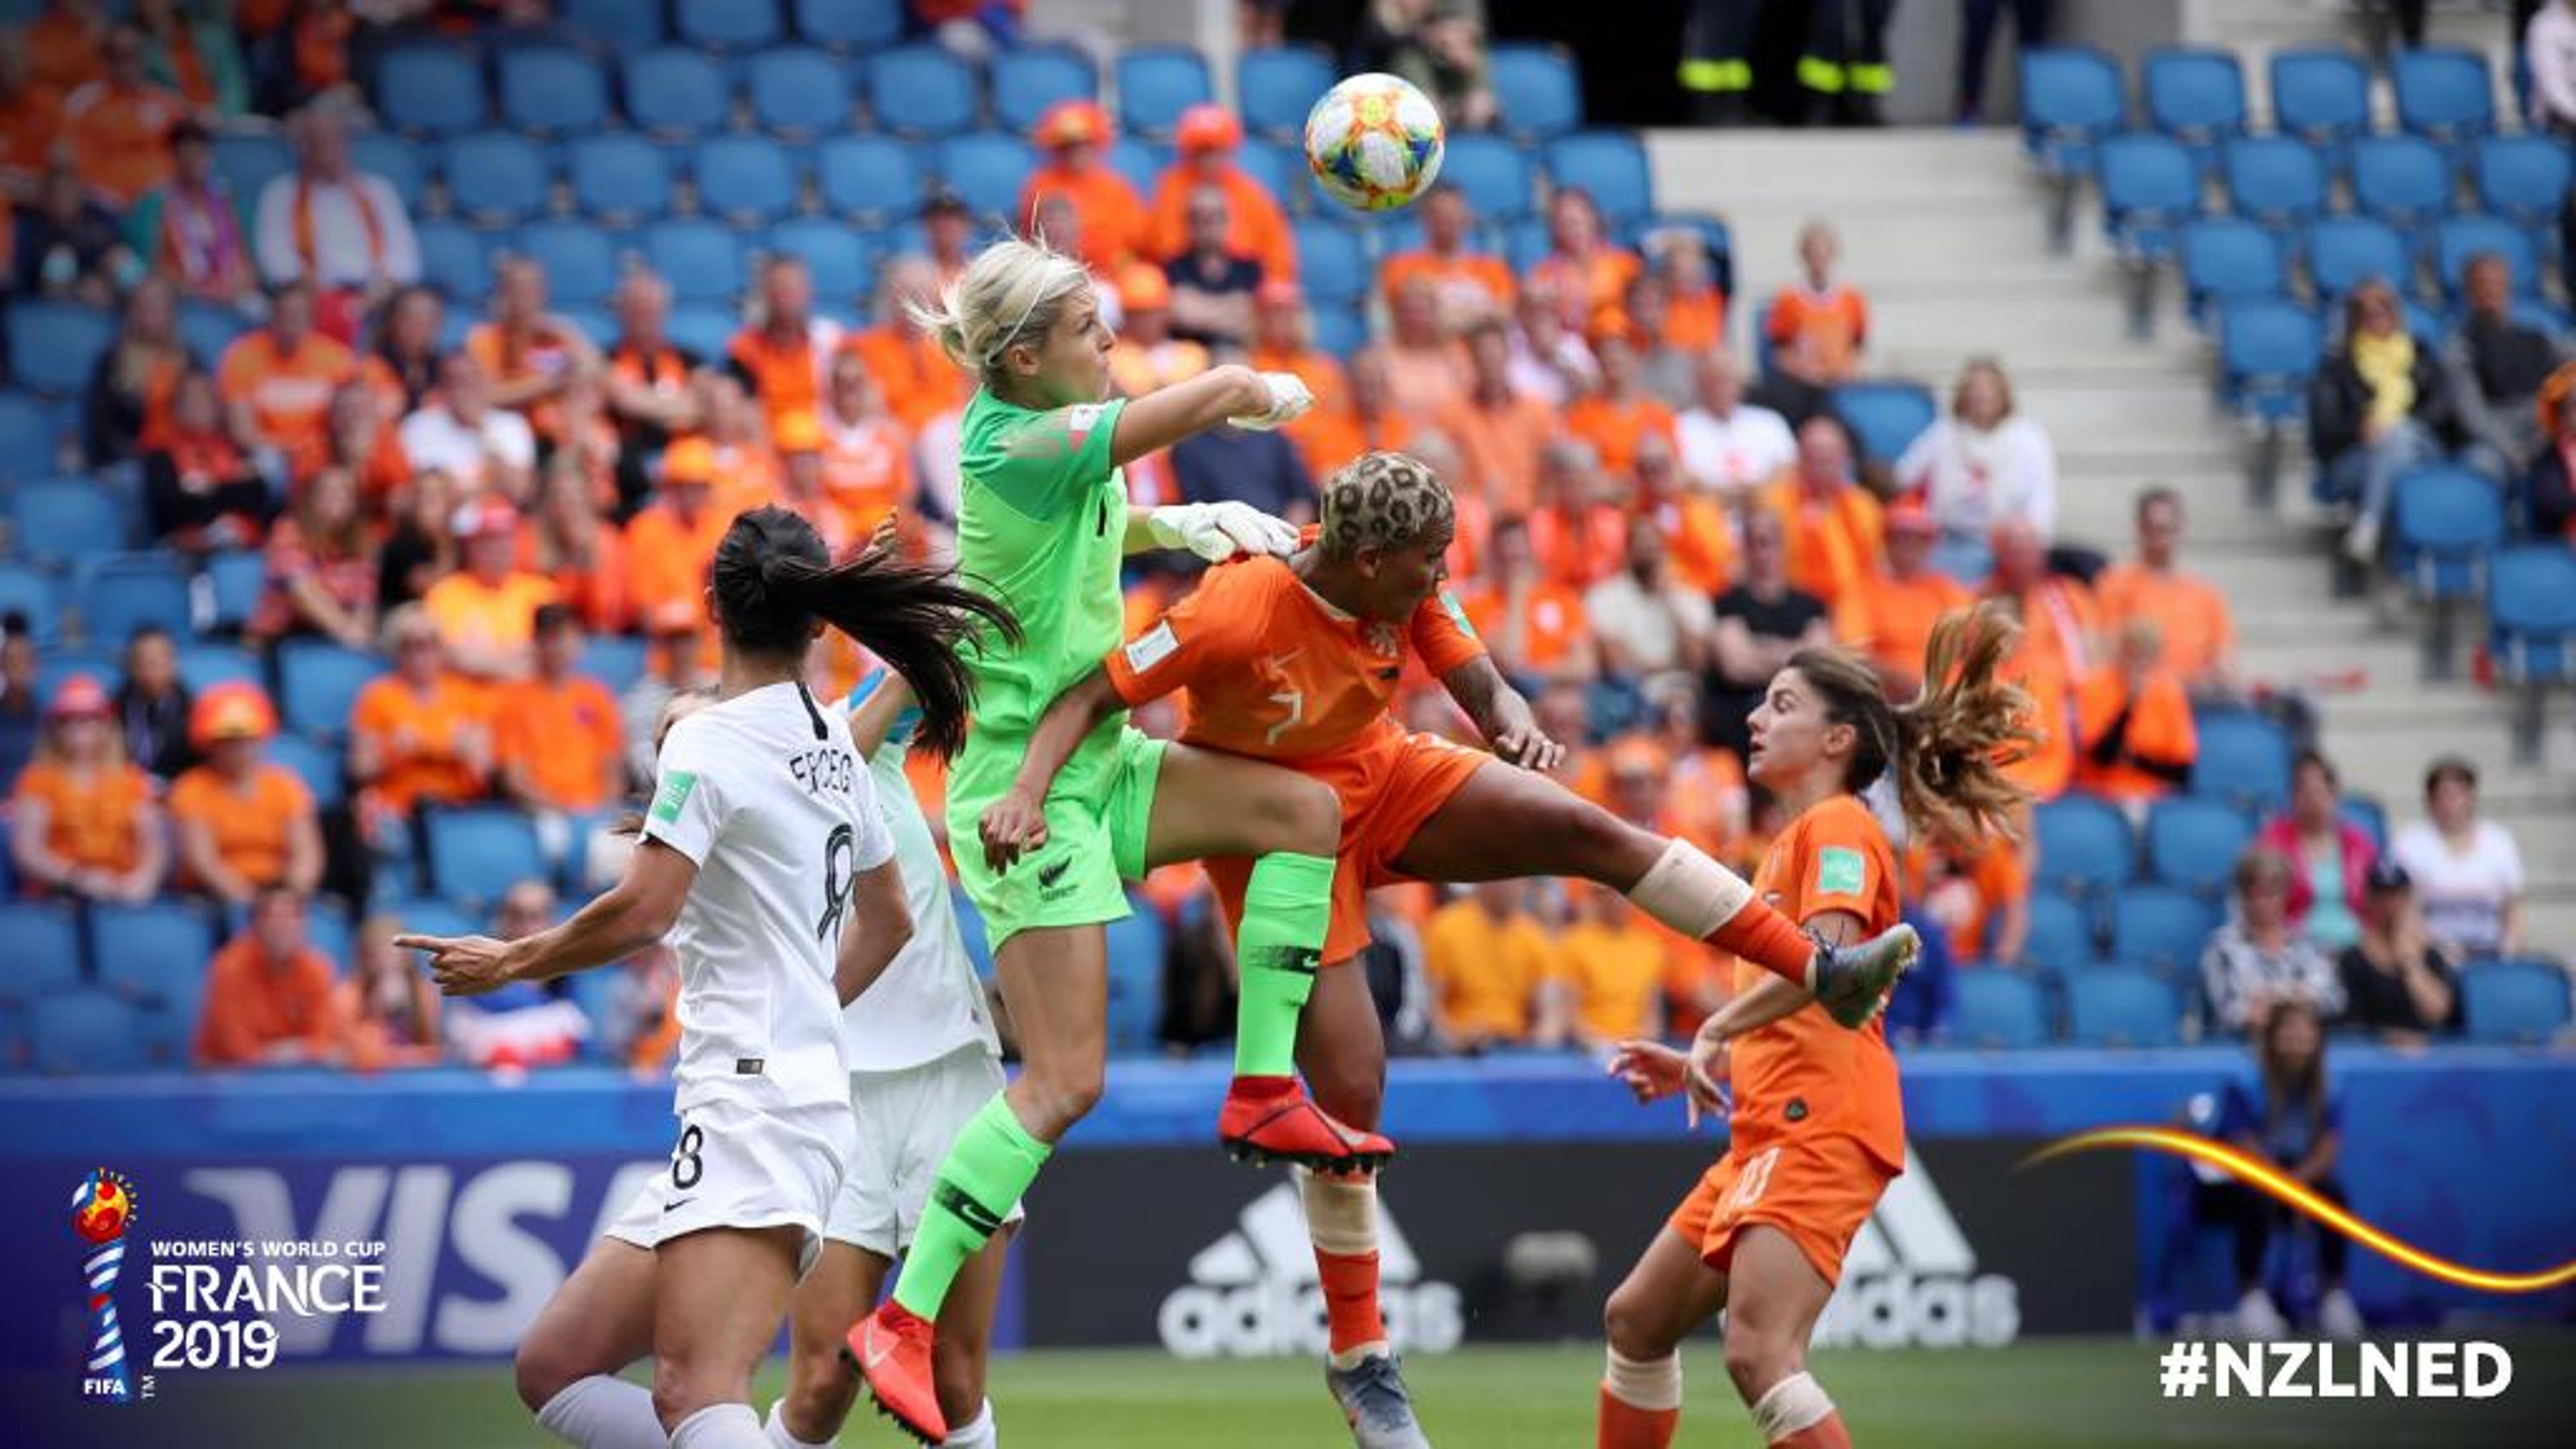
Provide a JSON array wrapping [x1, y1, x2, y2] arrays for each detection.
[[1380, 184, 1515, 321], [1760, 414, 1884, 612], [1018, 98, 1144, 276], [2074, 617, 2198, 806], [1147, 103, 1295, 282], [1833, 498, 1972, 696]]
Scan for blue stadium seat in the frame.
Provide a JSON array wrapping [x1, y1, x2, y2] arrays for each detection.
[[27, 991, 149, 1074], [498, 44, 609, 134], [2340, 794, 2390, 852], [427, 807, 549, 908], [934, 131, 1038, 223], [2018, 46, 2125, 176], [1438, 133, 1536, 222], [691, 135, 802, 223], [2393, 464, 2506, 602], [1106, 136, 1169, 199], [79, 553, 193, 643], [36, 649, 118, 703], [2190, 710, 2292, 815], [266, 730, 346, 810], [2349, 136, 2455, 230], [176, 299, 249, 361], [643, 219, 748, 303], [378, 45, 487, 136], [93, 902, 219, 1059], [443, 131, 553, 225], [2216, 298, 2321, 424], [417, 220, 493, 302], [1235, 138, 1306, 211], [6, 302, 115, 397], [2096, 131, 2199, 260], [1291, 217, 1368, 307], [1831, 381, 1937, 462], [2461, 960, 2573, 1045], [1949, 971, 2049, 1049], [1116, 46, 1212, 138], [1506, 219, 1554, 278], [1103, 894, 1165, 1053], [0, 561, 58, 640], [816, 133, 924, 222], [2487, 545, 2576, 686], [625, 48, 735, 138], [0, 392, 57, 478], [2268, 49, 2371, 155], [2179, 217, 2287, 327], [276, 639, 386, 739], [2110, 884, 2218, 975], [174, 642, 259, 693], [213, 132, 294, 206], [1544, 131, 1654, 224], [677, 0, 782, 50], [9, 480, 126, 563], [515, 220, 622, 308], [563, 0, 669, 51], [2065, 967, 2183, 1048], [0, 902, 82, 1002], [380, 897, 480, 944], [2141, 47, 2246, 165], [866, 44, 981, 138], [993, 45, 1099, 136], [765, 218, 877, 305], [2472, 135, 2572, 230], [1309, 305, 1367, 358], [2143, 797, 2254, 899], [664, 305, 737, 359], [2304, 216, 2410, 300], [2392, 47, 2496, 148], [748, 46, 854, 138], [303, 896, 356, 972], [350, 131, 429, 210], [2033, 794, 2136, 900], [1489, 42, 1582, 140], [578, 633, 651, 696], [795, 0, 903, 50], [1238, 46, 1335, 141], [2220, 136, 2326, 230], [568, 134, 675, 221], [2433, 213, 2537, 301]]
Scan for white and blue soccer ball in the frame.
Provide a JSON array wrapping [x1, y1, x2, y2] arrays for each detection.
[[1303, 72, 1446, 212]]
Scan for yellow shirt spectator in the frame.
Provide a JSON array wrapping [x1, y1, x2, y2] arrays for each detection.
[[1556, 896, 1670, 1046], [1421, 885, 1558, 1048]]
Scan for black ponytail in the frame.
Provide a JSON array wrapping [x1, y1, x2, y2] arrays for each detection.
[[710, 507, 1020, 757]]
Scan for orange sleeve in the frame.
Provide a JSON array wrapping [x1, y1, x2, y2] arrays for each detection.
[[2207, 590, 2237, 665], [300, 957, 346, 1052], [2074, 667, 2123, 750], [192, 949, 252, 1065], [349, 681, 394, 747], [1102, 561, 1275, 708], [1848, 290, 1870, 347], [1766, 291, 1803, 342], [1793, 800, 1889, 926], [586, 680, 626, 768], [2141, 676, 2198, 763], [1407, 589, 1489, 677], [216, 340, 258, 403], [1146, 172, 1187, 261]]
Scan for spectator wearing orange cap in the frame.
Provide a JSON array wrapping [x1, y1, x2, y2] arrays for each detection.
[[1527, 188, 1641, 333], [772, 409, 859, 557], [194, 887, 347, 1069], [1148, 103, 1295, 281], [168, 683, 322, 906], [1108, 263, 1212, 398], [61, 22, 188, 209], [1019, 99, 1146, 276], [1438, 315, 1555, 515], [1163, 182, 1265, 350], [349, 604, 491, 843], [1564, 317, 1680, 483], [815, 350, 920, 548], [9, 675, 166, 904], [726, 254, 841, 437], [625, 437, 732, 641], [1834, 498, 1972, 697], [219, 278, 359, 483], [495, 602, 625, 825], [422, 499, 559, 686], [1380, 185, 1515, 322], [1759, 414, 1883, 612], [2075, 617, 2198, 806]]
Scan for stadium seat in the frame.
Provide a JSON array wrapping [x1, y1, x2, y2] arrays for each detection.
[[2487, 544, 2576, 686], [303, 897, 356, 972], [2110, 884, 2218, 975], [691, 135, 802, 223], [1103, 896, 1165, 1053], [993, 45, 1099, 136], [1489, 42, 1582, 140], [2141, 47, 2247, 166], [1949, 971, 2049, 1049], [2472, 135, 2572, 230], [1235, 138, 1307, 211], [1238, 46, 1336, 140], [2065, 967, 2183, 1048], [2216, 298, 2321, 424], [2392, 47, 2496, 148], [276, 639, 386, 740], [380, 897, 480, 944], [2432, 214, 2537, 302], [78, 553, 193, 643], [5, 301, 115, 397], [417, 221, 494, 302], [266, 731, 346, 810], [1291, 217, 1368, 307], [213, 131, 294, 206], [748, 46, 855, 138], [577, 633, 651, 696], [564, 0, 669, 51], [93, 902, 219, 1059], [0, 901, 82, 1002], [2220, 136, 2326, 230], [2179, 217, 2287, 327], [765, 218, 877, 305], [174, 642, 259, 693], [567, 134, 674, 222], [1439, 133, 1536, 222], [0, 392, 57, 478], [442, 131, 553, 225], [8, 479, 126, 563], [2017, 46, 2125, 176], [0, 561, 58, 640], [2143, 797, 2255, 899], [427, 807, 549, 908], [515, 220, 622, 308], [36, 648, 118, 704], [677, 0, 782, 50], [2267, 49, 2371, 155], [2096, 131, 2199, 260], [795, 0, 903, 50], [642, 219, 748, 303], [1825, 381, 1933, 464], [1106, 136, 1169, 199], [27, 991, 149, 1075], [498, 44, 609, 134], [866, 44, 981, 138], [664, 306, 738, 360], [177, 299, 249, 361], [350, 132, 429, 210], [624, 48, 735, 138], [1543, 131, 1654, 224], [816, 133, 924, 222], [1309, 305, 1367, 358], [2461, 960, 2573, 1045], [2190, 710, 2292, 815], [2393, 464, 2506, 603], [2034, 795, 2136, 900], [2349, 136, 2455, 229], [378, 45, 487, 136], [934, 132, 1040, 223], [2303, 216, 2410, 300], [2340, 794, 2390, 852], [1116, 46, 1214, 137]]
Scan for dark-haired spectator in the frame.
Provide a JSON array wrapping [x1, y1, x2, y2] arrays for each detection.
[[724, 254, 837, 437], [2203, 847, 2346, 1036], [255, 464, 378, 648], [471, 254, 598, 445], [135, 0, 246, 115], [1763, 415, 1883, 612], [1758, 220, 1869, 425], [441, 879, 590, 1070], [1566, 318, 1680, 485], [1701, 508, 1831, 758], [1896, 356, 2057, 561], [221, 278, 360, 483], [362, 284, 445, 418], [1464, 515, 1597, 684], [86, 274, 194, 468], [495, 604, 625, 876], [61, 21, 185, 210], [1020, 99, 1145, 276], [2311, 279, 2457, 566], [144, 369, 272, 551], [2337, 859, 2460, 1042], [254, 99, 421, 319], [350, 604, 491, 849], [0, 623, 40, 786], [125, 117, 256, 307], [1836, 499, 1971, 698], [2198, 1001, 2363, 1339], [9, 675, 166, 904], [1163, 185, 1263, 350], [2095, 487, 2240, 697], [1529, 188, 1640, 333], [168, 682, 321, 906], [921, 189, 973, 293], [2074, 618, 2197, 806], [194, 890, 345, 1069], [2255, 749, 2377, 953], [343, 914, 445, 1069], [1438, 316, 1554, 515], [1585, 517, 1711, 691], [116, 625, 193, 782], [1150, 105, 1295, 282], [401, 351, 535, 501], [1381, 185, 1513, 321], [2390, 757, 2525, 959], [1506, 277, 1598, 406], [1677, 347, 1794, 503], [423, 500, 557, 685], [15, 158, 129, 303], [2447, 253, 2561, 478]]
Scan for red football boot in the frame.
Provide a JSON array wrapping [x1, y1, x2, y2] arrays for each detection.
[[844, 1301, 946, 1444], [1218, 1075, 1396, 1171]]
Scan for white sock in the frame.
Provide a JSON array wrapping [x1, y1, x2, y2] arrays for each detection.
[[942, 1401, 998, 1448], [1748, 1371, 1834, 1443], [535, 1374, 669, 1449], [670, 1402, 767, 1449], [1626, 838, 1754, 939], [762, 1399, 833, 1449], [1602, 1346, 1683, 1412]]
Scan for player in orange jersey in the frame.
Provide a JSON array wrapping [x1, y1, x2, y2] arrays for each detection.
[[982, 453, 1919, 1449], [1598, 604, 2035, 1449]]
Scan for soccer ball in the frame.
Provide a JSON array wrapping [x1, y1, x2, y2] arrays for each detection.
[[1304, 73, 1446, 212]]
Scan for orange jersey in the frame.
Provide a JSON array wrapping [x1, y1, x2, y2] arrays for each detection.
[[1664, 286, 1726, 352], [26, 8, 103, 94], [1643, 494, 1737, 597], [10, 758, 153, 875], [1148, 165, 1295, 280], [1461, 581, 1588, 675], [2074, 663, 2198, 803], [1559, 913, 1670, 1041], [495, 674, 624, 812], [1730, 794, 1904, 1173], [0, 85, 64, 189], [194, 939, 342, 1067], [1766, 284, 1870, 382], [1436, 390, 1555, 515], [1762, 480, 1884, 611], [1529, 248, 1641, 329], [1422, 898, 1558, 1042], [843, 329, 969, 432], [1562, 392, 1677, 481], [2094, 563, 2235, 681], [725, 323, 838, 432], [1835, 569, 1973, 687], [63, 80, 184, 207], [1909, 834, 2029, 963], [168, 763, 314, 892], [466, 319, 588, 439], [815, 413, 916, 537], [1379, 249, 1517, 318], [1019, 165, 1146, 274], [626, 502, 731, 636], [350, 674, 490, 815], [218, 330, 359, 478]]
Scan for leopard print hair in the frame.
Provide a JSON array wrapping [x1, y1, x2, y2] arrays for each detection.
[[1320, 451, 1454, 559]]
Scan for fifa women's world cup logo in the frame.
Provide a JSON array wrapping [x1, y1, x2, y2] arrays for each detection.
[[70, 1169, 138, 1404]]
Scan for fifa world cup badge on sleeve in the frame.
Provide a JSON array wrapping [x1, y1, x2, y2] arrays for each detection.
[[71, 1168, 138, 1404]]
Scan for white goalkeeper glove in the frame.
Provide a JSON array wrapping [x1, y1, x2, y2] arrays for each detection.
[[1146, 500, 1301, 563], [1226, 372, 1315, 432]]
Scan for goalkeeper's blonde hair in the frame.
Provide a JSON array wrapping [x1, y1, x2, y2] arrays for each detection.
[[910, 237, 1095, 390]]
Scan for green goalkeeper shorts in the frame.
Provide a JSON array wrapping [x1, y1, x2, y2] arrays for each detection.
[[947, 722, 1167, 952]]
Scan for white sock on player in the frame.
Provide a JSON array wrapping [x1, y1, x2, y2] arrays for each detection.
[[761, 1399, 833, 1449], [1603, 1346, 1683, 1411], [535, 1374, 669, 1449], [669, 1402, 768, 1449], [1748, 1372, 1835, 1443], [1626, 839, 1755, 939], [942, 1400, 998, 1447]]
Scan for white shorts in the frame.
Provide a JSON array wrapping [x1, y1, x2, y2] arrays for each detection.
[[605, 1097, 855, 1278], [826, 1045, 1022, 1258]]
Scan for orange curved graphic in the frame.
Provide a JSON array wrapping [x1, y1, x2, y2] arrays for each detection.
[[2025, 1126, 2576, 1295]]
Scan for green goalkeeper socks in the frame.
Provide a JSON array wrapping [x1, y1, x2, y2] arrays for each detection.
[[893, 1093, 1051, 1321], [1232, 851, 1336, 1078]]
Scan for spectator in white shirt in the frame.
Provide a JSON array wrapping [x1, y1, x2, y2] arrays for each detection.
[[1676, 347, 1795, 501], [2203, 847, 2347, 1037], [2390, 757, 2526, 958], [2530, 0, 2576, 136], [254, 99, 419, 305], [1896, 356, 2057, 554], [400, 352, 535, 501], [1584, 517, 1712, 690]]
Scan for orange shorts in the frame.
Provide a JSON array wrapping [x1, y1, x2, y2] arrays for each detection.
[[1666, 1133, 1897, 1289], [1205, 731, 1490, 964]]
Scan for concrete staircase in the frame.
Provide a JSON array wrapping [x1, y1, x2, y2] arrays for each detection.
[[1648, 126, 2576, 951]]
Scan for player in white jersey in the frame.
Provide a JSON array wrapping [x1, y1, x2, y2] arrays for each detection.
[[400, 506, 1018, 1449], [766, 669, 1016, 1449]]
